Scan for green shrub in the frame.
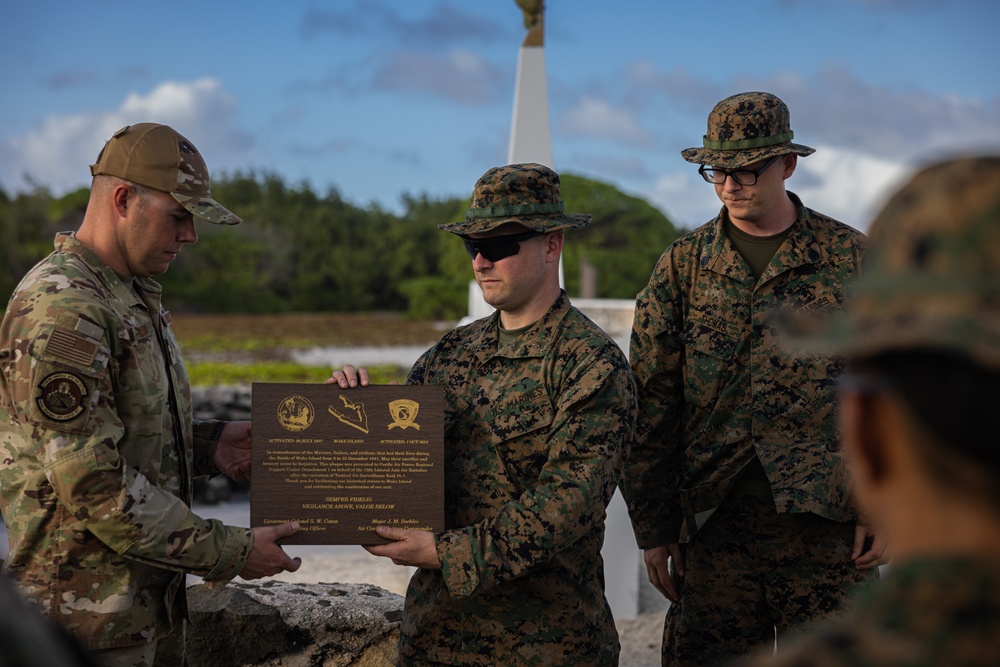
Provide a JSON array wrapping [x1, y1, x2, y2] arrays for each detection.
[[186, 362, 407, 386], [401, 276, 467, 320]]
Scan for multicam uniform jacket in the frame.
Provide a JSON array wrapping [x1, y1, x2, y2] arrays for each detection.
[[740, 557, 1000, 667], [622, 194, 867, 547], [0, 233, 252, 650], [400, 292, 637, 666]]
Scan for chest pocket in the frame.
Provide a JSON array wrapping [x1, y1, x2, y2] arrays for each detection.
[[488, 390, 554, 490], [116, 317, 168, 416], [681, 311, 739, 409]]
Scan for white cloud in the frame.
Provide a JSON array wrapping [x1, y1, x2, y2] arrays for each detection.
[[559, 96, 654, 146], [0, 79, 250, 195], [792, 146, 913, 232], [372, 49, 508, 105], [593, 60, 1000, 174]]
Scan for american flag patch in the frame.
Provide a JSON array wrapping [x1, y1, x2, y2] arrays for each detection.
[[46, 328, 98, 367]]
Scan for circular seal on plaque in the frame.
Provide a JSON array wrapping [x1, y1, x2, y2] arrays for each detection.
[[277, 394, 315, 432], [36, 372, 88, 421]]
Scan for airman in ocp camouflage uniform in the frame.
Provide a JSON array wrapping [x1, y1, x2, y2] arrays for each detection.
[[0, 123, 301, 666], [330, 163, 637, 666], [738, 156, 1000, 666], [621, 92, 885, 666]]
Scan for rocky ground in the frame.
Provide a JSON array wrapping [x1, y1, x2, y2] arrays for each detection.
[[264, 547, 663, 667], [1, 461, 663, 666]]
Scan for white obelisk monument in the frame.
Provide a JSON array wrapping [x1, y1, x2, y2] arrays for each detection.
[[508, 1, 553, 168]]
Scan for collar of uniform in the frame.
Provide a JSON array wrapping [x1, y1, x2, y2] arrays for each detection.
[[704, 213, 756, 286], [494, 291, 571, 360], [704, 191, 820, 284], [55, 232, 163, 310], [759, 191, 826, 280], [462, 291, 571, 364]]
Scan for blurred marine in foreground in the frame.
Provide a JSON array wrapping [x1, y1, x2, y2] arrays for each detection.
[[742, 155, 1000, 666]]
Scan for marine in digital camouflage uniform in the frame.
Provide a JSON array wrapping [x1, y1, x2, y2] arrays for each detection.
[[0, 123, 301, 665], [737, 156, 1000, 666], [620, 92, 883, 666], [330, 163, 637, 666]]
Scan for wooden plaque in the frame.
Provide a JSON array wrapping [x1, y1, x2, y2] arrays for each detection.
[[250, 383, 445, 544]]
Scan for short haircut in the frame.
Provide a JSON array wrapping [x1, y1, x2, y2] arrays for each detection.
[[851, 350, 1000, 506], [91, 174, 153, 200]]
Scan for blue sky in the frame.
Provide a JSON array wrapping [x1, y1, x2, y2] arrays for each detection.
[[2, 0, 998, 232]]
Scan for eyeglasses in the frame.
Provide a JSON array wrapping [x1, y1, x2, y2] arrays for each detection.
[[459, 230, 545, 262], [699, 156, 780, 186]]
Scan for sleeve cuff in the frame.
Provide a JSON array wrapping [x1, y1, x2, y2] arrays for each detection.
[[193, 419, 227, 444], [192, 420, 228, 475], [436, 530, 480, 599], [201, 524, 253, 585]]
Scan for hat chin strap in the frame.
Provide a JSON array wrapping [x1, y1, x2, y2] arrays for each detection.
[[703, 130, 794, 151]]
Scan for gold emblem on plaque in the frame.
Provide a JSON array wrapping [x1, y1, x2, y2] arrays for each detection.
[[277, 395, 315, 432], [329, 395, 369, 434], [387, 399, 421, 430]]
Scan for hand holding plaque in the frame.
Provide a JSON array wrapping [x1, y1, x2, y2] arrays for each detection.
[[251, 383, 444, 544]]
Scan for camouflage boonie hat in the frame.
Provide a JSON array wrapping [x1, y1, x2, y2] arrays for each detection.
[[438, 163, 591, 234], [831, 156, 1000, 371], [90, 123, 242, 225], [682, 92, 815, 169]]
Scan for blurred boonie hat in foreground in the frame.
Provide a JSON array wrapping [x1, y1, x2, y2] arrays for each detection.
[[830, 156, 1000, 370]]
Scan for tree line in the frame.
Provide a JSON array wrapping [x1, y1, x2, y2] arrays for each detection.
[[0, 172, 682, 319]]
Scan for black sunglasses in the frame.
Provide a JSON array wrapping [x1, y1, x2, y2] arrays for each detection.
[[459, 230, 545, 262]]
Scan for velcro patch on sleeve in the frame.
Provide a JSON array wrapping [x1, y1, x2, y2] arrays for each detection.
[[45, 327, 98, 367], [73, 317, 104, 341], [36, 372, 88, 421]]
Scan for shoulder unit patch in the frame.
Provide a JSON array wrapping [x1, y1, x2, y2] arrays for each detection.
[[36, 372, 88, 421]]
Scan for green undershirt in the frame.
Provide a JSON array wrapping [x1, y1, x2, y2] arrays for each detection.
[[724, 217, 792, 282], [498, 321, 533, 347]]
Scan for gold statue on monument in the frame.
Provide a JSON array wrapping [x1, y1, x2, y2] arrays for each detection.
[[516, 0, 544, 47]]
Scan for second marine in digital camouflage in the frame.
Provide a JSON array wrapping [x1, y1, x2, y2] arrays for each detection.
[[622, 92, 885, 666]]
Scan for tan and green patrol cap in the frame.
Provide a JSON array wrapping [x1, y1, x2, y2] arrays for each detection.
[[682, 92, 815, 169], [90, 123, 241, 225], [439, 163, 590, 235], [831, 156, 1000, 370]]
